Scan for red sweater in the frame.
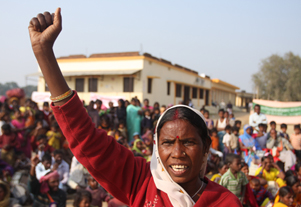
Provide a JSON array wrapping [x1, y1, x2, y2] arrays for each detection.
[[52, 92, 242, 207]]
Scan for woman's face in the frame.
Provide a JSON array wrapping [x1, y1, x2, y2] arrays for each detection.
[[158, 119, 207, 185], [246, 128, 252, 135], [281, 193, 294, 206], [48, 177, 59, 191], [0, 187, 5, 201], [292, 181, 301, 194]]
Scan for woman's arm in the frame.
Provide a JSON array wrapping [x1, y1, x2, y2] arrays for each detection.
[[28, 8, 70, 105], [29, 9, 149, 205]]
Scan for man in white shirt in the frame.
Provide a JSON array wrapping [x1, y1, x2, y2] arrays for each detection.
[[35, 153, 52, 180], [51, 150, 70, 191], [249, 104, 267, 133]]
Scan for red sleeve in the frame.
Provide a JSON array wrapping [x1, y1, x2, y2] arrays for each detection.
[[51, 92, 150, 205]]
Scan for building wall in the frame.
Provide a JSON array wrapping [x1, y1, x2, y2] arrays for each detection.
[[211, 81, 237, 105], [141, 59, 211, 108]]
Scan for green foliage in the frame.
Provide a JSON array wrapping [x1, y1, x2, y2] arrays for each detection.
[[252, 52, 301, 101], [0, 82, 37, 98]]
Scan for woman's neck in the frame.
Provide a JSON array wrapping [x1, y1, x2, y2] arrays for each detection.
[[180, 177, 204, 202]]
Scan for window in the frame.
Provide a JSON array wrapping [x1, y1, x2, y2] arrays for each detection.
[[192, 87, 197, 99], [147, 78, 152, 94], [123, 77, 134, 92], [45, 83, 49, 91], [75, 78, 84, 92], [199, 89, 204, 99], [167, 82, 170, 95], [88, 78, 98, 92], [176, 84, 182, 97]]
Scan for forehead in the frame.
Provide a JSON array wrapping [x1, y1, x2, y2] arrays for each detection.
[[159, 119, 199, 138]]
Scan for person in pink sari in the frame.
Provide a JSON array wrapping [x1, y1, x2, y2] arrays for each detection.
[[11, 109, 31, 158]]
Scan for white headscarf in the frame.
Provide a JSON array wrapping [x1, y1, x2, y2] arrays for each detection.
[[150, 104, 208, 207]]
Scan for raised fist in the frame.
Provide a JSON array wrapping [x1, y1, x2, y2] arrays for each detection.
[[28, 8, 62, 53]]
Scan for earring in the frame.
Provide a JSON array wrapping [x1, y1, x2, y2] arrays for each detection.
[[183, 152, 186, 155]]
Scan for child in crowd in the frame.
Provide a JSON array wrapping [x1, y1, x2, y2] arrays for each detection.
[[210, 128, 219, 151], [229, 113, 235, 126], [234, 120, 243, 136], [255, 123, 268, 149], [117, 121, 127, 141], [232, 127, 240, 153], [204, 110, 214, 130], [141, 109, 153, 133], [35, 153, 52, 180], [295, 162, 301, 182], [160, 105, 166, 115], [224, 111, 229, 123], [85, 176, 110, 207], [14, 151, 31, 172], [114, 129, 121, 140], [223, 125, 236, 155], [210, 161, 228, 184], [36, 134, 55, 160], [291, 124, 301, 161], [250, 178, 274, 206], [220, 154, 249, 203], [0, 123, 19, 165], [274, 186, 294, 207], [73, 190, 92, 207], [280, 123, 289, 141], [152, 108, 160, 127], [42, 101, 52, 126], [268, 121, 278, 137], [47, 122, 62, 150]]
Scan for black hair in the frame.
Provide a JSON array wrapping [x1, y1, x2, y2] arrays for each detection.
[[218, 109, 224, 113], [217, 161, 226, 170], [225, 125, 232, 131], [131, 98, 136, 102], [279, 186, 293, 197], [156, 107, 211, 153], [270, 121, 276, 125], [280, 123, 287, 129], [285, 175, 299, 187], [224, 111, 229, 115], [73, 190, 92, 207], [53, 149, 63, 156], [0, 183, 8, 197], [37, 134, 47, 141], [250, 178, 260, 185], [51, 122, 59, 129], [285, 170, 297, 179], [95, 99, 102, 105], [210, 127, 218, 134], [203, 109, 209, 114], [42, 153, 52, 162], [234, 120, 242, 126], [118, 99, 125, 108], [225, 153, 240, 165], [295, 162, 301, 172], [43, 102, 49, 107], [161, 105, 166, 108], [232, 126, 239, 132], [144, 98, 149, 102], [254, 104, 260, 109], [1, 123, 11, 132], [294, 124, 301, 130], [258, 123, 265, 128]]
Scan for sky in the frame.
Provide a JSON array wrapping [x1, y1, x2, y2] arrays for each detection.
[[0, 1, 300, 92]]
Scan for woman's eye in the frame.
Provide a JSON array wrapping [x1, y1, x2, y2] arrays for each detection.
[[184, 141, 194, 146]]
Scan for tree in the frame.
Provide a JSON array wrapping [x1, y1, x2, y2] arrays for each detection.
[[252, 52, 301, 101]]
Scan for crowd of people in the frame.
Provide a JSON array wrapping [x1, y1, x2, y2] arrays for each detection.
[[206, 104, 301, 207], [1, 94, 301, 207]]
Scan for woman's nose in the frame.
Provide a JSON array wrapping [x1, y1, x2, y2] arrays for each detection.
[[171, 141, 185, 158]]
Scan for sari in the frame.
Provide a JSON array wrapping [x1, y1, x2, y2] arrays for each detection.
[[126, 104, 142, 142]]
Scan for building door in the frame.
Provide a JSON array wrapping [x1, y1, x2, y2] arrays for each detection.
[[205, 90, 210, 106], [184, 86, 190, 104]]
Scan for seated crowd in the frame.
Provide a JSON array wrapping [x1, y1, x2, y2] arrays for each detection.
[[1, 96, 301, 207]]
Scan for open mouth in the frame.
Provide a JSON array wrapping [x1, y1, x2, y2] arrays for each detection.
[[170, 165, 189, 173]]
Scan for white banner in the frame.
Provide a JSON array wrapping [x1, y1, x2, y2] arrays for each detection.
[[31, 91, 51, 103]]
